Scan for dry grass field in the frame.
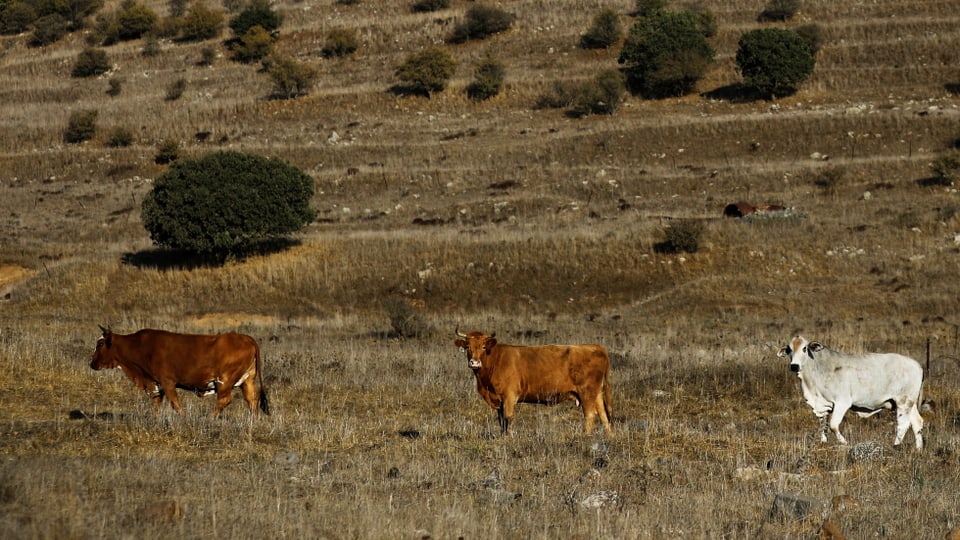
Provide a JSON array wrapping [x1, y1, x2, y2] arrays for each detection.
[[2, 0, 960, 537]]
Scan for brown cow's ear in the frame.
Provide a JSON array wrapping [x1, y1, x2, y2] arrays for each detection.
[[485, 337, 497, 351], [454, 339, 467, 348]]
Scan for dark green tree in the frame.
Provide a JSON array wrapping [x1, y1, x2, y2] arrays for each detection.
[[618, 9, 715, 98], [395, 46, 457, 97], [141, 151, 315, 258], [736, 28, 815, 98], [1, 2, 38, 34]]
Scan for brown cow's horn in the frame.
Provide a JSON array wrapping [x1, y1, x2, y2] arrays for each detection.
[[455, 324, 467, 338], [98, 324, 109, 334]]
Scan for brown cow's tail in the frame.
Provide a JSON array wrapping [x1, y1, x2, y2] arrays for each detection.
[[256, 344, 270, 415], [603, 359, 613, 421]]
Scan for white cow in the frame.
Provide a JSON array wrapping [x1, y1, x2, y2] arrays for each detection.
[[777, 336, 924, 449]]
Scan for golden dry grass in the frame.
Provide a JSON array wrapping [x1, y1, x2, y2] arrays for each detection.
[[2, 0, 960, 537]]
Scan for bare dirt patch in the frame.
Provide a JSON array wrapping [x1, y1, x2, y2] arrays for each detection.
[[190, 312, 279, 330]]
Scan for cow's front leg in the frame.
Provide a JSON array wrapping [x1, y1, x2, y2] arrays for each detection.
[[499, 398, 517, 436], [149, 384, 164, 415], [828, 401, 851, 445], [210, 380, 234, 417], [158, 381, 184, 416]]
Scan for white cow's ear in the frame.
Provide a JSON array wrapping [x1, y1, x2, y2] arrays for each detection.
[[777, 347, 789, 358], [809, 342, 824, 353]]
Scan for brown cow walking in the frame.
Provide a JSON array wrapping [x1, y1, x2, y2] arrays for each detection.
[[454, 328, 613, 436], [90, 326, 269, 417]]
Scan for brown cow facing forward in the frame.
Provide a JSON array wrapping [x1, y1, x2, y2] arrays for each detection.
[[454, 328, 612, 436], [90, 326, 269, 417]]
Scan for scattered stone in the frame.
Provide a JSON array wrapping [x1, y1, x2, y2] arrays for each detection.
[[273, 451, 299, 465], [848, 441, 884, 463], [579, 489, 621, 509], [769, 492, 827, 522]]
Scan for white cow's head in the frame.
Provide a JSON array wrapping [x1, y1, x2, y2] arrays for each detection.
[[777, 335, 824, 373]]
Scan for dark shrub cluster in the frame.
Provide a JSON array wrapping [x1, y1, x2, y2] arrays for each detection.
[[736, 28, 815, 98], [177, 2, 223, 42], [106, 126, 134, 147], [231, 25, 273, 62], [154, 139, 180, 164]]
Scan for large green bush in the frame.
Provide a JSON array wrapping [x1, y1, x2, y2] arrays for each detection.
[[30, 13, 68, 45], [230, 24, 273, 62], [394, 46, 457, 97], [98, 0, 157, 44], [618, 9, 714, 98], [736, 28, 815, 98], [1, 2, 38, 34], [141, 151, 316, 258]]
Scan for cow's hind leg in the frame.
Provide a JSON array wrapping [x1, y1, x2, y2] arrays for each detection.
[[896, 402, 924, 449], [240, 376, 259, 415], [158, 381, 185, 416]]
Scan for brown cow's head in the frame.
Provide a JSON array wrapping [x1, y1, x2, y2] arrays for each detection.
[[90, 325, 118, 370], [455, 327, 496, 370]]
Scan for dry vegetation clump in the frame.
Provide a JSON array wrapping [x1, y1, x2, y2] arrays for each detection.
[[2, 0, 960, 537]]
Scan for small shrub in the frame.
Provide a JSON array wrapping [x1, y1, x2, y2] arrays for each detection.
[[30, 13, 68, 46], [228, 0, 281, 37], [572, 69, 626, 116], [447, 4, 514, 44], [154, 138, 180, 164], [394, 46, 457, 97], [812, 166, 845, 194], [106, 78, 122, 96], [142, 35, 161, 56], [198, 46, 217, 66], [72, 48, 111, 77], [177, 2, 224, 42], [930, 153, 960, 185], [336, 0, 360, 5], [758, 0, 800, 22], [580, 8, 622, 50], [265, 55, 319, 99], [655, 220, 704, 253], [466, 55, 505, 101], [165, 77, 186, 101], [385, 295, 429, 338], [231, 24, 273, 63], [64, 110, 98, 144], [321, 28, 358, 58], [684, 1, 717, 38], [411, 0, 448, 13], [533, 80, 582, 110], [106, 126, 134, 147]]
